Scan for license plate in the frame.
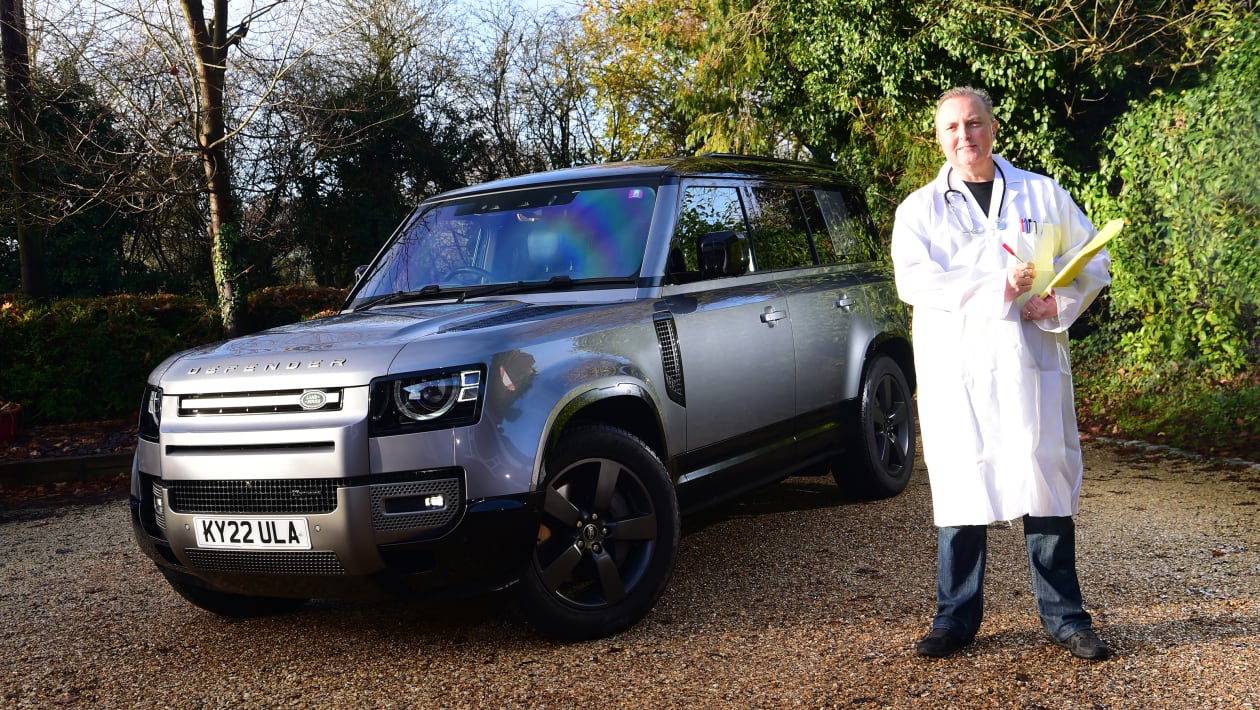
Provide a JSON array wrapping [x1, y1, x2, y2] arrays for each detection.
[[193, 516, 312, 550]]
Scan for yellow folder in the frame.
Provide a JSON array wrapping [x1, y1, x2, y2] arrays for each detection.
[[1039, 218, 1122, 297]]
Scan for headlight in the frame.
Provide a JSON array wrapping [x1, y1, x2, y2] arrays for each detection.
[[138, 385, 162, 442], [370, 366, 484, 436]]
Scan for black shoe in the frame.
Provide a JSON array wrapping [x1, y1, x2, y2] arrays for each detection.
[[1057, 629, 1111, 660], [915, 628, 973, 658]]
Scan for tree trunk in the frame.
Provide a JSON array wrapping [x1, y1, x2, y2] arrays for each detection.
[[180, 0, 243, 336], [0, 0, 48, 298]]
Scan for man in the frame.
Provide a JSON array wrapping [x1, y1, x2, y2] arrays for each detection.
[[891, 86, 1112, 660]]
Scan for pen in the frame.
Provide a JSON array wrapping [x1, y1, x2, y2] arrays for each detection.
[[1001, 242, 1023, 261]]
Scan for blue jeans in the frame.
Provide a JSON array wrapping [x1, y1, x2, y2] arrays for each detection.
[[932, 515, 1093, 642]]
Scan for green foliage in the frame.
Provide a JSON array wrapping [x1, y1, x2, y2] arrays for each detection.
[[1072, 334, 1260, 461], [1090, 14, 1260, 375], [584, 0, 1234, 231], [245, 285, 350, 331], [0, 288, 349, 425], [0, 294, 219, 424]]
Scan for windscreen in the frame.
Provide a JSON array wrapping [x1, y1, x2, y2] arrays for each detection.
[[350, 182, 657, 307]]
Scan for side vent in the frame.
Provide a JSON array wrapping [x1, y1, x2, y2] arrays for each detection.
[[652, 310, 686, 406]]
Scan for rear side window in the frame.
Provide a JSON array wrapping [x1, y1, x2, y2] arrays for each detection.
[[749, 187, 814, 270], [797, 190, 838, 264], [814, 190, 878, 264]]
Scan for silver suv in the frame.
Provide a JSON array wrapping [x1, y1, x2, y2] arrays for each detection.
[[130, 155, 916, 640]]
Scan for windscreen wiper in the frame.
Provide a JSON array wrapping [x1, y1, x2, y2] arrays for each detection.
[[456, 276, 570, 302], [456, 275, 637, 301], [356, 276, 638, 311], [352, 284, 451, 312]]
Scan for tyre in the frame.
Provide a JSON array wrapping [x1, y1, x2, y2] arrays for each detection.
[[518, 425, 680, 641], [159, 567, 306, 617], [834, 353, 916, 499]]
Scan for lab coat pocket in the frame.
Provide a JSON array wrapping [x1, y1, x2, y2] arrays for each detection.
[[1016, 223, 1058, 307]]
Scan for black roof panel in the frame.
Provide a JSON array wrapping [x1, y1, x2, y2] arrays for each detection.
[[428, 154, 850, 203]]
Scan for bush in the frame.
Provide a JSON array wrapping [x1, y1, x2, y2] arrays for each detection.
[[1072, 333, 1260, 461], [0, 287, 348, 426], [1089, 15, 1260, 375], [246, 285, 350, 331]]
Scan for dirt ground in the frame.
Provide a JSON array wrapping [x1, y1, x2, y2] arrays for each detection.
[[2, 440, 1258, 708]]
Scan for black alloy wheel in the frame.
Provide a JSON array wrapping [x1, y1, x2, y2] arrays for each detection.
[[835, 353, 917, 499], [518, 425, 679, 641]]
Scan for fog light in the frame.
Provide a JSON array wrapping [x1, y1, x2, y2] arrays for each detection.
[[381, 493, 447, 515], [152, 483, 167, 529]]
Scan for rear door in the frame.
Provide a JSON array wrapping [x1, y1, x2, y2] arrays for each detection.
[[745, 184, 883, 459]]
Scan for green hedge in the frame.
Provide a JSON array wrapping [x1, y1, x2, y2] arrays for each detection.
[[0, 287, 348, 426]]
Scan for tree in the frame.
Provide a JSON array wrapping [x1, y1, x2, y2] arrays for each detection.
[[289, 74, 488, 286], [1, 0, 47, 297], [472, 3, 603, 175], [40, 0, 334, 332], [257, 0, 491, 286], [176, 0, 250, 333], [578, 0, 693, 160], [580, 0, 1237, 226]]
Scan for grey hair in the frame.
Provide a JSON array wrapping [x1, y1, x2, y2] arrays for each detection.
[[938, 87, 995, 120]]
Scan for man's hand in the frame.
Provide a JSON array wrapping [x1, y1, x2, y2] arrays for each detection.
[[1022, 293, 1058, 321], [1006, 261, 1036, 301]]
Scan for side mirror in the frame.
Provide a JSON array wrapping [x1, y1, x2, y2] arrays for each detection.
[[697, 230, 749, 278]]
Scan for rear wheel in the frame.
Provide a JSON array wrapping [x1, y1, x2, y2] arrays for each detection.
[[159, 567, 306, 617], [834, 353, 916, 499], [518, 425, 680, 641]]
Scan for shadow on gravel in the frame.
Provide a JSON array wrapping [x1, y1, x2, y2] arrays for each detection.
[[682, 474, 865, 535], [1107, 614, 1260, 650]]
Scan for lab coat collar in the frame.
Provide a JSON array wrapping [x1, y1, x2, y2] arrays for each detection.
[[933, 154, 1020, 194]]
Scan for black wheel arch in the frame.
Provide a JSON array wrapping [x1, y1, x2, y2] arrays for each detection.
[[543, 384, 669, 471], [849, 329, 915, 398]]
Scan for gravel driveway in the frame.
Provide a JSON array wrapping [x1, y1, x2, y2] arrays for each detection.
[[2, 441, 1258, 708]]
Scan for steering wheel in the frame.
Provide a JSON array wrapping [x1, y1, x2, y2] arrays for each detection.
[[443, 266, 493, 285]]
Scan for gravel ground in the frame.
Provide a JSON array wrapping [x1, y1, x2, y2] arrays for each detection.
[[2, 440, 1258, 709]]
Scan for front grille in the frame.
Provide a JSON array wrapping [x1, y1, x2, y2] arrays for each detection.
[[184, 549, 345, 575], [166, 479, 349, 515], [653, 313, 686, 406], [371, 477, 462, 531], [165, 442, 335, 456], [179, 388, 343, 415]]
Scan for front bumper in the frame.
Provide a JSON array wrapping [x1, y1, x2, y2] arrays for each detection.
[[131, 470, 541, 600]]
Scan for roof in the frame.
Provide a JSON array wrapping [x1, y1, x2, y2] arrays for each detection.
[[428, 154, 852, 203]]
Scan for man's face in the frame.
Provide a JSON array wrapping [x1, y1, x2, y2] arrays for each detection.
[[935, 96, 997, 179]]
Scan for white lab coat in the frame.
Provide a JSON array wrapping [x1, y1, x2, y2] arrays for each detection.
[[891, 156, 1111, 527]]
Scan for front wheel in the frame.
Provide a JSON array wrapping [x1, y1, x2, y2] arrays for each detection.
[[159, 567, 306, 618], [834, 353, 917, 499], [518, 425, 680, 641]]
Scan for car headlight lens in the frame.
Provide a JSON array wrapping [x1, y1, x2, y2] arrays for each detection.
[[138, 385, 162, 442], [370, 366, 484, 435]]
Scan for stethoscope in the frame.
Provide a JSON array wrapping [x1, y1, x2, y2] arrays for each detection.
[[943, 162, 1007, 234]]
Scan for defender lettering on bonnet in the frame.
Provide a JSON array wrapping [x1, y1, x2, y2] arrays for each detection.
[[131, 154, 915, 643], [186, 359, 347, 375]]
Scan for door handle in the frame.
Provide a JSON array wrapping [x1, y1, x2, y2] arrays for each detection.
[[760, 307, 786, 325], [835, 295, 855, 312]]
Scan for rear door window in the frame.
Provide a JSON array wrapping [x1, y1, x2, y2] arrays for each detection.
[[813, 190, 879, 264], [749, 187, 815, 271]]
